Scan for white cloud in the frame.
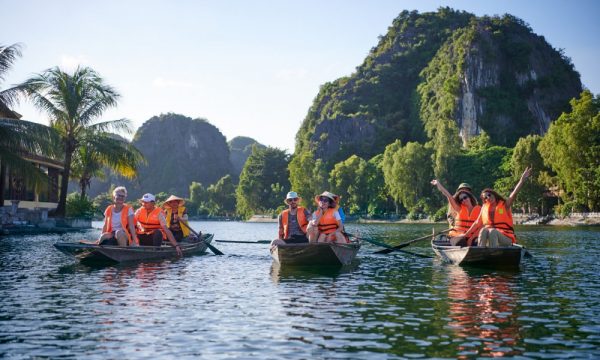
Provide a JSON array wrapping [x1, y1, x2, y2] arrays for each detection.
[[152, 77, 195, 89]]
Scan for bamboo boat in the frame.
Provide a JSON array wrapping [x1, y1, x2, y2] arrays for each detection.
[[54, 233, 214, 263], [431, 235, 525, 269], [270, 241, 360, 266]]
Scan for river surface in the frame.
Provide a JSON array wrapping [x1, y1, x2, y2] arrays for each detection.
[[1, 222, 599, 359]]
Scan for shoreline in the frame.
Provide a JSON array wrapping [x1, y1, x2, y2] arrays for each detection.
[[246, 214, 600, 226]]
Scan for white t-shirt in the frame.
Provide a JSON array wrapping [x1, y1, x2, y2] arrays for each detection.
[[111, 207, 134, 231]]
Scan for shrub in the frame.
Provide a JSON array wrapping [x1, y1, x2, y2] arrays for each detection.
[[66, 192, 97, 218]]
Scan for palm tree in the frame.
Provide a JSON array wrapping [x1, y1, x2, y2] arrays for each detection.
[[13, 66, 134, 217], [1, 43, 58, 206], [0, 43, 22, 109], [71, 131, 145, 200]]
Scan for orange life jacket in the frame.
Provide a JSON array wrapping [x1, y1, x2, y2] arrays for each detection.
[[281, 207, 308, 239], [481, 200, 516, 243], [317, 208, 339, 235], [135, 206, 166, 239], [449, 204, 481, 237], [165, 206, 190, 237], [104, 204, 134, 245]]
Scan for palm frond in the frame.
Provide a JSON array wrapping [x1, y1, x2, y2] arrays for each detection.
[[86, 118, 133, 135], [0, 43, 23, 82], [0, 118, 61, 158]]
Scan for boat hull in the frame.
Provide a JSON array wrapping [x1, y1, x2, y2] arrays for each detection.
[[431, 237, 524, 269], [54, 234, 214, 263], [270, 242, 360, 266]]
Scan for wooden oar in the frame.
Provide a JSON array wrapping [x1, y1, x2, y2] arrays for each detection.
[[215, 240, 272, 244], [374, 228, 451, 254], [347, 233, 433, 258], [180, 221, 224, 255]]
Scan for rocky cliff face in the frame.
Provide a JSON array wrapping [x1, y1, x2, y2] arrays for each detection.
[[82, 113, 233, 199], [127, 113, 232, 198], [295, 9, 582, 165], [421, 16, 582, 146]]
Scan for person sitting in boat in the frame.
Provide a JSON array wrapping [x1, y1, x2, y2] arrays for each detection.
[[272, 191, 312, 246], [162, 194, 198, 243], [135, 193, 182, 256], [307, 191, 347, 244], [445, 183, 473, 227], [97, 186, 138, 246], [463, 167, 532, 248], [431, 180, 481, 246]]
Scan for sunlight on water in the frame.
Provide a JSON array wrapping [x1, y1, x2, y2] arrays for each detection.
[[1, 222, 599, 358]]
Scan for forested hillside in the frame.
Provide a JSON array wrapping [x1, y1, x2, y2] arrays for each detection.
[[294, 8, 581, 167]]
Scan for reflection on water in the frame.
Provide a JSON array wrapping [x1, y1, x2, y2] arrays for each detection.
[[446, 266, 520, 358], [0, 222, 599, 358]]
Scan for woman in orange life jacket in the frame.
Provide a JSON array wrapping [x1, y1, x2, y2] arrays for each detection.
[[463, 167, 532, 248], [272, 191, 312, 246], [134, 193, 182, 256], [162, 194, 197, 243], [307, 191, 347, 244], [431, 180, 481, 246], [97, 186, 138, 246]]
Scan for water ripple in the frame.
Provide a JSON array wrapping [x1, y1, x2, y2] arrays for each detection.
[[0, 223, 599, 358]]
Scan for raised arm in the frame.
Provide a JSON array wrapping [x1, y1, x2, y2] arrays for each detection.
[[506, 167, 532, 209], [431, 179, 461, 212]]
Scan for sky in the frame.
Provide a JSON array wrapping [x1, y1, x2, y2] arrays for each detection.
[[2, 0, 599, 152]]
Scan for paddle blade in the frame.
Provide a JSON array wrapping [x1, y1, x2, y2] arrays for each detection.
[[206, 243, 224, 255]]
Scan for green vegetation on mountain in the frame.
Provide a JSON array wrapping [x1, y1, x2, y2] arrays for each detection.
[[292, 8, 581, 178], [295, 8, 474, 166], [228, 136, 266, 178], [236, 146, 290, 219], [124, 113, 233, 199]]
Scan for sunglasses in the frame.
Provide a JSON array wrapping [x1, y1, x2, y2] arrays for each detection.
[[319, 197, 331, 203], [115, 194, 126, 199], [287, 198, 299, 202], [459, 195, 469, 202], [482, 192, 494, 200]]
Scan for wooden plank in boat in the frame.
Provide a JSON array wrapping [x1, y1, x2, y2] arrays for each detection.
[[54, 234, 214, 263], [271, 242, 360, 266], [431, 236, 524, 269]]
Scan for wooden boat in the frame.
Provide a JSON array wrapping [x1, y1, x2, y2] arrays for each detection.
[[270, 241, 361, 266], [54, 233, 214, 263], [431, 235, 525, 269]]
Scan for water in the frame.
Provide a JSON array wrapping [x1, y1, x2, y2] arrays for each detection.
[[1, 222, 599, 359]]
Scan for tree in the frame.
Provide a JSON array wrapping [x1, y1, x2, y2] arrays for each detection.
[[430, 119, 462, 182], [70, 132, 144, 200], [495, 135, 547, 213], [288, 150, 328, 208], [1, 43, 59, 205], [382, 140, 404, 213], [236, 146, 290, 219], [329, 155, 370, 214], [0, 43, 22, 109], [365, 154, 394, 215], [539, 90, 600, 211], [383, 141, 434, 214], [14, 66, 132, 217], [189, 181, 209, 216], [206, 175, 236, 216]]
